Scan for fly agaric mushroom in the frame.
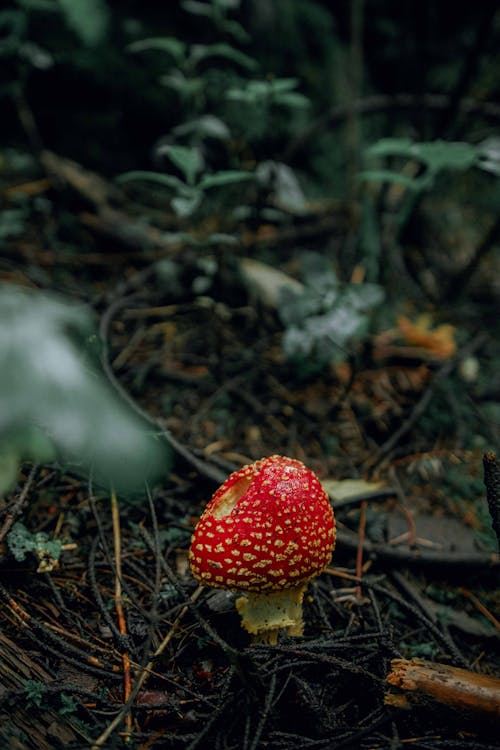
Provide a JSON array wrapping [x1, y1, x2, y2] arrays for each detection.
[[189, 455, 335, 644]]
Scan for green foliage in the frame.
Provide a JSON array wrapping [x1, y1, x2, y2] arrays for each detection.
[[56, 0, 109, 47], [117, 151, 253, 219], [0, 9, 26, 60], [23, 680, 46, 708], [125, 8, 311, 189], [13, 0, 109, 48], [127, 36, 187, 64], [59, 693, 78, 715], [0, 208, 27, 242], [226, 77, 310, 109], [0, 284, 170, 495], [7, 521, 63, 569], [361, 137, 497, 192], [182, 0, 250, 42], [278, 253, 384, 373]]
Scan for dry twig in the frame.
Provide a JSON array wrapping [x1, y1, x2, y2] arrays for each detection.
[[110, 487, 133, 740]]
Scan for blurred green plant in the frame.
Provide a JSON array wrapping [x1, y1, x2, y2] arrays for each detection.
[[0, 284, 170, 497], [117, 144, 253, 218], [56, 0, 109, 47], [14, 0, 109, 47], [361, 137, 500, 193], [278, 253, 384, 375], [124, 2, 311, 218], [127, 30, 257, 114], [226, 77, 310, 110], [181, 0, 250, 42]]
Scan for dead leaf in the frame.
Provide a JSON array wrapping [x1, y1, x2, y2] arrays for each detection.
[[322, 478, 391, 506], [397, 314, 456, 358], [239, 258, 303, 308]]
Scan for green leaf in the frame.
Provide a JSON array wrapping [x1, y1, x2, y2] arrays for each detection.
[[412, 140, 479, 171], [56, 0, 109, 47], [220, 18, 250, 44], [358, 169, 426, 190], [190, 42, 258, 71], [343, 283, 385, 312], [127, 36, 187, 63], [278, 254, 384, 370], [181, 0, 212, 17], [160, 70, 204, 99], [364, 138, 479, 173], [364, 137, 415, 159], [267, 77, 301, 94], [59, 693, 78, 715], [23, 680, 46, 708], [198, 170, 253, 190], [0, 284, 170, 494], [173, 115, 231, 141], [160, 145, 204, 185], [116, 170, 186, 193], [7, 521, 62, 566], [275, 91, 310, 109], [171, 190, 202, 217]]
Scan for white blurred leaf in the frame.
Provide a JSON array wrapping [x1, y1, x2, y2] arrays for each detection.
[[240, 258, 303, 308], [0, 285, 170, 494]]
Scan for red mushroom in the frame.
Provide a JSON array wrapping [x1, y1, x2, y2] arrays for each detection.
[[189, 455, 335, 644]]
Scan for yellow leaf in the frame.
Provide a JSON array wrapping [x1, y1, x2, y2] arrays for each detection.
[[322, 478, 389, 501]]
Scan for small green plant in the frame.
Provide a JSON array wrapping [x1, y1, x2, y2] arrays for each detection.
[[7, 521, 63, 572], [278, 253, 384, 374], [226, 76, 310, 110], [59, 693, 78, 716], [23, 680, 46, 709], [127, 25, 257, 112], [117, 144, 253, 218], [124, 2, 313, 219], [361, 137, 500, 192]]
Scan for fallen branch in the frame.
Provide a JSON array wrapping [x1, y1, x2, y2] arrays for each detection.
[[110, 488, 132, 741], [335, 529, 500, 570], [386, 658, 500, 720]]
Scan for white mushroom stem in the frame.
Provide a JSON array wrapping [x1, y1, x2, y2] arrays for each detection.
[[235, 585, 307, 645]]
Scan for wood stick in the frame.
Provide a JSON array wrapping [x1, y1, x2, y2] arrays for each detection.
[[111, 488, 133, 740], [385, 658, 500, 719]]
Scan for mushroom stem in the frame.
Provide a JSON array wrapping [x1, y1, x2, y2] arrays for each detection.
[[235, 585, 307, 645]]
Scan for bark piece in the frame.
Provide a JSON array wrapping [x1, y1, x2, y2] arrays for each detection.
[[385, 657, 500, 719]]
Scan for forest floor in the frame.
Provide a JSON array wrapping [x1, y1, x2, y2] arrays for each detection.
[[1, 149, 500, 750]]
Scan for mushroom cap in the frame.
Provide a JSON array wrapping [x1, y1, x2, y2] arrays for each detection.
[[189, 455, 335, 593]]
